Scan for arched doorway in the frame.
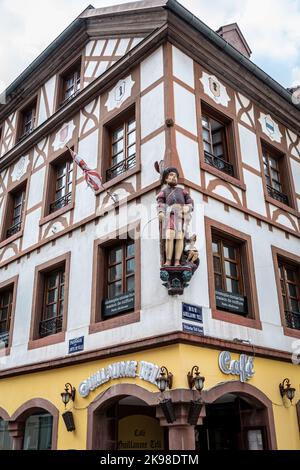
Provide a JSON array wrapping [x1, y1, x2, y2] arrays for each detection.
[[87, 384, 166, 450], [199, 381, 277, 450]]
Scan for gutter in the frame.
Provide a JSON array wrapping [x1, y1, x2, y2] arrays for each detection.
[[166, 0, 299, 109]]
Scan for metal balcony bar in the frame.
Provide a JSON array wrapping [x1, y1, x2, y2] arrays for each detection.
[[39, 315, 63, 338], [285, 310, 300, 330], [266, 185, 289, 205], [204, 151, 234, 176], [60, 89, 80, 107], [106, 154, 136, 181], [49, 192, 72, 213], [6, 222, 22, 238]]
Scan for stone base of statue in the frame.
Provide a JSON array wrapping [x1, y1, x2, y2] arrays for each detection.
[[160, 265, 194, 296]]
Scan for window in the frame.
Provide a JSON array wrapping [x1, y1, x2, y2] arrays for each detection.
[[0, 420, 12, 450], [30, 253, 70, 347], [262, 144, 289, 206], [60, 61, 81, 106], [0, 288, 13, 347], [102, 240, 135, 318], [48, 155, 73, 214], [39, 268, 65, 338], [212, 235, 248, 316], [2, 183, 26, 241], [278, 260, 300, 330], [201, 104, 235, 177], [106, 116, 136, 181], [23, 413, 53, 450], [18, 100, 36, 141]]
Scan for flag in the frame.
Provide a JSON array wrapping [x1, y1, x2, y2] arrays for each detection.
[[67, 147, 102, 192]]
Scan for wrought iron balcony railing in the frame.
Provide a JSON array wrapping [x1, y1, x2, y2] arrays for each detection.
[[0, 332, 9, 348], [60, 89, 80, 107], [49, 192, 72, 214], [106, 154, 136, 181], [204, 151, 234, 176], [39, 315, 63, 338], [285, 310, 300, 330], [6, 222, 22, 238], [266, 185, 289, 206]]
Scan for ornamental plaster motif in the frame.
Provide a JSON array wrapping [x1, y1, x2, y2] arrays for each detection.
[[105, 75, 135, 112], [258, 113, 282, 143], [200, 72, 231, 107], [52, 120, 76, 151], [11, 155, 30, 182]]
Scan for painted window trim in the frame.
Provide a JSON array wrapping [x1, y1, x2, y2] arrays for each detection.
[[89, 222, 141, 334], [271, 245, 300, 339], [205, 216, 262, 329], [0, 275, 18, 356]]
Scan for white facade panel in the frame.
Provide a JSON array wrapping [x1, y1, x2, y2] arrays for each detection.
[[141, 83, 164, 139], [172, 46, 195, 88], [174, 82, 197, 136], [140, 46, 163, 91]]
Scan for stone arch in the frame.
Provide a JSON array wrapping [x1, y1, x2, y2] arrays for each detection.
[[87, 384, 160, 450], [202, 380, 277, 449], [10, 398, 59, 450], [0, 406, 10, 420]]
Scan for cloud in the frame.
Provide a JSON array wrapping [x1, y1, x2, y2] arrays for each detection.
[[292, 66, 300, 86], [0, 0, 299, 90]]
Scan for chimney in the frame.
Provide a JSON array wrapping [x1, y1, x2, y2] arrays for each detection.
[[216, 23, 252, 58]]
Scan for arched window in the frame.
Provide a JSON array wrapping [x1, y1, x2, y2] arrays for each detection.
[[0, 419, 12, 450], [23, 412, 53, 450]]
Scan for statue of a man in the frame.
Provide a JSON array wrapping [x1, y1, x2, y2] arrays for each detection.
[[157, 167, 194, 266]]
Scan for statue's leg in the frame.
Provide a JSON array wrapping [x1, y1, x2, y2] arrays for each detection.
[[174, 231, 184, 266], [165, 229, 175, 266]]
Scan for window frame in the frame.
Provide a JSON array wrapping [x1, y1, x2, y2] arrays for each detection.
[[198, 100, 245, 189], [0, 181, 27, 245], [17, 98, 37, 142], [90, 223, 141, 333], [272, 246, 300, 339], [259, 139, 297, 213], [205, 217, 261, 329], [57, 58, 82, 109], [29, 253, 70, 349], [0, 276, 18, 354], [41, 149, 76, 224], [100, 104, 140, 188]]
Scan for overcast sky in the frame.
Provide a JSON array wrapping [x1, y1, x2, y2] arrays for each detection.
[[0, 0, 300, 94]]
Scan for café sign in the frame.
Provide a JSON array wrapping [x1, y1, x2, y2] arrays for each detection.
[[79, 360, 161, 397], [218, 351, 255, 383]]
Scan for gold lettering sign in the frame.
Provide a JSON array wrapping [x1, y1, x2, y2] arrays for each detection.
[[118, 415, 164, 450]]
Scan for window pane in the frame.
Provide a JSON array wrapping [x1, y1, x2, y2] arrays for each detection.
[[47, 289, 57, 304], [214, 144, 224, 158], [291, 299, 300, 313], [23, 414, 53, 450], [213, 256, 221, 273], [202, 116, 209, 128], [46, 304, 57, 319], [109, 247, 122, 264], [225, 261, 237, 277], [204, 141, 212, 153], [270, 158, 278, 168], [286, 269, 295, 282], [112, 152, 124, 166], [212, 241, 219, 253], [128, 144, 136, 157], [215, 274, 222, 290], [202, 129, 210, 142], [59, 300, 64, 316], [273, 181, 282, 192], [127, 131, 136, 146], [226, 278, 239, 294], [127, 119, 136, 132], [0, 420, 12, 450], [47, 273, 58, 289], [108, 281, 122, 298], [109, 264, 122, 281], [112, 140, 124, 155], [126, 276, 135, 293], [223, 245, 236, 260], [271, 169, 280, 182], [112, 127, 124, 142], [288, 284, 297, 298], [126, 259, 135, 274], [127, 242, 135, 257]]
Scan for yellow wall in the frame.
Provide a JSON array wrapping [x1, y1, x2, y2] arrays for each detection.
[[0, 344, 299, 450]]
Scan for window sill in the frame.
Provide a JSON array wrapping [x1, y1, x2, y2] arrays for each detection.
[[0, 230, 23, 249], [96, 164, 141, 196], [39, 201, 74, 226], [212, 309, 262, 330], [201, 161, 246, 191], [28, 331, 65, 350], [89, 310, 140, 334], [282, 325, 300, 339], [265, 195, 299, 218]]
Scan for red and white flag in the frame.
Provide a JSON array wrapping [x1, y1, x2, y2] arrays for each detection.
[[67, 147, 102, 192]]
